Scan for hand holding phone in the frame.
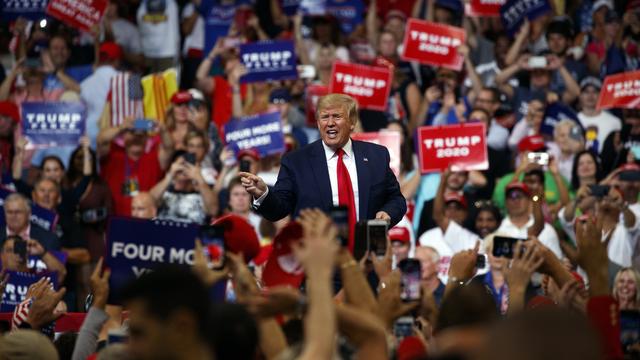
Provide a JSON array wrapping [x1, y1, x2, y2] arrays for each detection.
[[367, 220, 388, 257], [328, 206, 350, 247], [199, 225, 225, 270], [492, 236, 526, 258], [398, 259, 422, 301]]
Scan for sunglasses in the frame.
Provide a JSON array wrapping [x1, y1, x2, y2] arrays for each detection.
[[506, 191, 526, 200]]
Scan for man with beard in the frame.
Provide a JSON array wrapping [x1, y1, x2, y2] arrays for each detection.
[[97, 117, 173, 216]]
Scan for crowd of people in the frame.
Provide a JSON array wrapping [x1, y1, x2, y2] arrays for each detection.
[[0, 0, 639, 358]]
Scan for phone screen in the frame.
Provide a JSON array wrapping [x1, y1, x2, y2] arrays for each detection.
[[492, 236, 522, 258], [527, 152, 549, 166], [183, 153, 197, 165], [200, 225, 225, 269], [329, 206, 349, 247], [133, 119, 155, 131], [239, 159, 252, 173], [398, 259, 422, 301], [368, 221, 388, 257], [589, 184, 610, 198], [621, 310, 640, 354], [393, 316, 415, 340], [475, 254, 486, 268]]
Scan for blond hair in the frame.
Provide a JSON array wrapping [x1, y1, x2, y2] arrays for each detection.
[[316, 94, 359, 126], [614, 267, 640, 304]]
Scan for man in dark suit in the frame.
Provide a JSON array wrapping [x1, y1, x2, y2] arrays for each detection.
[[240, 94, 406, 239], [0, 193, 60, 251]]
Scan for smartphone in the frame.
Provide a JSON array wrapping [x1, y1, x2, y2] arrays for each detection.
[[200, 225, 225, 270], [13, 239, 27, 262], [589, 184, 610, 198], [475, 254, 486, 268], [107, 329, 129, 345], [527, 152, 549, 166], [620, 310, 640, 354], [183, 153, 197, 165], [297, 65, 316, 79], [393, 316, 415, 340], [528, 56, 548, 69], [133, 119, 155, 131], [492, 236, 524, 259], [620, 170, 640, 182], [239, 159, 252, 173], [398, 259, 422, 302], [329, 206, 349, 247], [25, 57, 41, 68], [367, 220, 388, 257]]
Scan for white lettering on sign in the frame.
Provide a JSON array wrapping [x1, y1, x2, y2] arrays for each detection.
[[25, 112, 82, 131], [424, 135, 481, 159], [502, 0, 541, 25], [335, 72, 386, 97], [242, 51, 293, 69], [606, 80, 640, 98], [111, 242, 166, 262], [410, 30, 461, 55]]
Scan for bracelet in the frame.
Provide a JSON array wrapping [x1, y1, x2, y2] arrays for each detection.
[[447, 276, 466, 286], [340, 259, 358, 270]]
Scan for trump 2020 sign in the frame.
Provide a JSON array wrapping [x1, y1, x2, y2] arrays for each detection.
[[417, 123, 488, 173], [329, 61, 392, 111], [597, 70, 640, 110], [401, 19, 465, 71]]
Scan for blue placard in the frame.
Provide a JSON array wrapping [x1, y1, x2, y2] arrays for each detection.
[[1, 0, 47, 20], [202, 2, 236, 54], [541, 102, 583, 136], [224, 112, 285, 157], [300, 0, 325, 14], [21, 102, 86, 148], [500, 0, 552, 37], [239, 40, 298, 83], [0, 271, 57, 313], [0, 186, 59, 232], [281, 0, 302, 15], [105, 217, 202, 304]]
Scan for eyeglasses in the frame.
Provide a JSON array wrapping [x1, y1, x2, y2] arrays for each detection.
[[506, 192, 526, 200], [474, 200, 494, 208]]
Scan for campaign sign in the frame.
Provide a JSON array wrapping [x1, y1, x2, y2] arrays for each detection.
[[46, 0, 107, 32], [467, 0, 505, 16], [0, 186, 59, 232], [281, 0, 302, 15], [597, 70, 640, 109], [0, 271, 57, 313], [500, 0, 552, 37], [299, 0, 325, 15], [224, 112, 285, 157], [1, 0, 47, 20], [105, 217, 201, 304], [352, 131, 401, 177], [329, 61, 392, 111], [240, 40, 298, 83], [21, 102, 86, 149], [401, 19, 465, 71], [417, 123, 488, 173], [305, 84, 329, 126]]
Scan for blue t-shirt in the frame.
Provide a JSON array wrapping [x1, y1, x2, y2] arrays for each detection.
[[43, 65, 93, 94]]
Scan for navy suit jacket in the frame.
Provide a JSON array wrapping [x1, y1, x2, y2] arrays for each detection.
[[257, 139, 406, 227]]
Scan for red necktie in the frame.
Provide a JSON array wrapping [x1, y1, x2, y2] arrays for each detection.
[[336, 148, 357, 252]]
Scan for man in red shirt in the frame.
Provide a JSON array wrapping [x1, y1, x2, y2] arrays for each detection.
[[97, 118, 173, 216]]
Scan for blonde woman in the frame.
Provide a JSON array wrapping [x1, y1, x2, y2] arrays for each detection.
[[614, 267, 640, 310]]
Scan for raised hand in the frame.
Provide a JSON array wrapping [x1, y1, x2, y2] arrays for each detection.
[[239, 172, 268, 198], [26, 278, 67, 329], [295, 208, 339, 275], [504, 241, 544, 291], [376, 270, 419, 329], [89, 257, 110, 309], [448, 241, 480, 282], [192, 239, 229, 287]]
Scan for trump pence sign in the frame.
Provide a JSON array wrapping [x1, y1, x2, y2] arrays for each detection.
[[401, 19, 465, 71], [329, 61, 392, 111], [417, 123, 488, 173], [597, 70, 640, 109]]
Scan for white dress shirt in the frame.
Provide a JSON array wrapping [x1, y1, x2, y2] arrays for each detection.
[[322, 139, 360, 220], [253, 139, 361, 220]]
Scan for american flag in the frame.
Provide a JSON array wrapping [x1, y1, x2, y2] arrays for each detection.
[[108, 72, 144, 127]]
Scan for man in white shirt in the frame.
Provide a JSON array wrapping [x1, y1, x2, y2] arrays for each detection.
[[103, 1, 144, 69], [419, 169, 480, 283], [577, 77, 622, 153], [137, 0, 180, 72], [80, 43, 121, 148], [497, 182, 562, 257]]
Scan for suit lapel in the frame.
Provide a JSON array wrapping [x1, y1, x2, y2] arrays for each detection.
[[310, 140, 333, 209], [353, 140, 370, 221]]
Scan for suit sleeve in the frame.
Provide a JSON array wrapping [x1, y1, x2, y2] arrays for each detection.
[[255, 155, 298, 222], [378, 148, 406, 227]]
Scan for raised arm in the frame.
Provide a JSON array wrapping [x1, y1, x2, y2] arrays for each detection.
[[97, 117, 133, 158], [157, 122, 174, 170], [548, 156, 570, 207], [366, 0, 379, 50], [0, 61, 22, 101], [495, 56, 528, 99], [12, 137, 27, 181], [196, 41, 223, 95], [227, 63, 247, 119], [336, 249, 378, 314], [149, 160, 182, 205], [505, 21, 530, 66], [433, 168, 451, 231], [29, 239, 67, 283]]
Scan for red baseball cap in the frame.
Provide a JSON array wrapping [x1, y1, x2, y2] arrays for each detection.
[[253, 244, 272, 266], [618, 163, 640, 172], [396, 336, 427, 360], [262, 221, 305, 288], [389, 226, 410, 244], [237, 148, 261, 161], [444, 193, 468, 209], [170, 91, 192, 105], [98, 42, 122, 62], [212, 214, 260, 263], [0, 101, 20, 123], [505, 182, 531, 197], [517, 135, 546, 153]]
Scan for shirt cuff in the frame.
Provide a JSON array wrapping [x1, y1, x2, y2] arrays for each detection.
[[252, 187, 269, 209]]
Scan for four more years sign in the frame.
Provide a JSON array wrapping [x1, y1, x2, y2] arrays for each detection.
[[417, 123, 488, 173], [105, 217, 200, 304]]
